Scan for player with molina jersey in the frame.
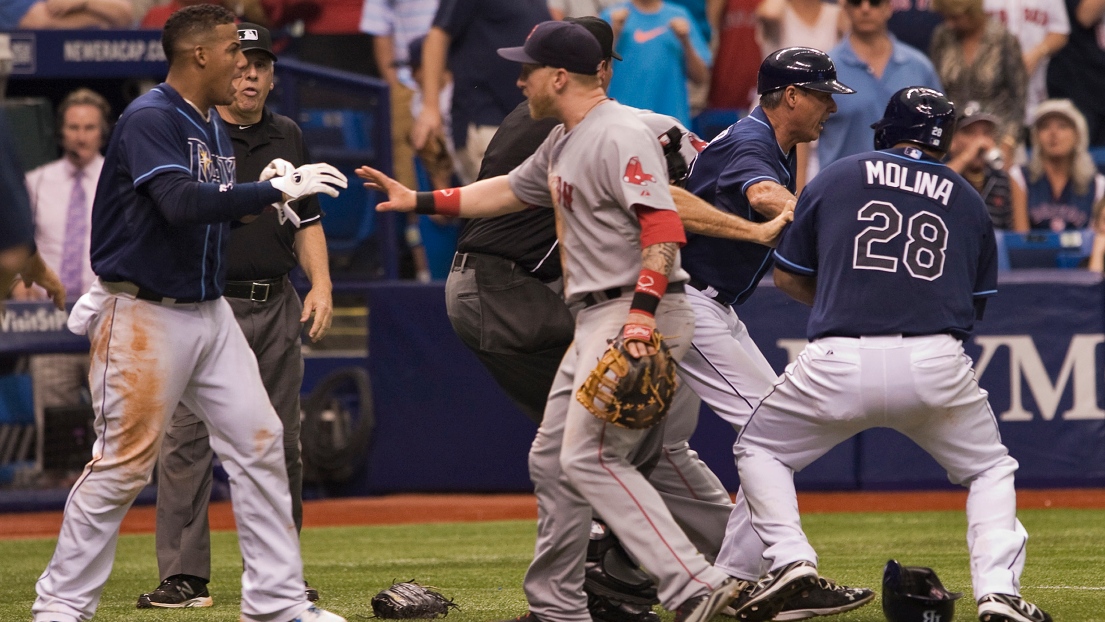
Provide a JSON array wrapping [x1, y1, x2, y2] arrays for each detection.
[[731, 87, 1052, 622], [32, 6, 347, 622]]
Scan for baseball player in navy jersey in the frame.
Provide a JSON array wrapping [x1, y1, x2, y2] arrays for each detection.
[[677, 48, 875, 621], [31, 6, 346, 622], [360, 20, 743, 622], [729, 87, 1052, 622]]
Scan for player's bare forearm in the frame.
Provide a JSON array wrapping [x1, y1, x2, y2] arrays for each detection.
[[295, 223, 333, 342], [674, 186, 793, 245], [1077, 0, 1105, 28], [746, 180, 796, 218], [356, 166, 526, 217], [774, 269, 815, 306], [642, 242, 679, 278]]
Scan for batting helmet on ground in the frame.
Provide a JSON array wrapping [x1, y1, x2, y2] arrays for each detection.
[[757, 47, 856, 95], [882, 559, 963, 622], [871, 87, 957, 153]]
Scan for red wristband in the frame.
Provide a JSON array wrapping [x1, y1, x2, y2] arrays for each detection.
[[630, 268, 668, 317], [415, 188, 462, 216]]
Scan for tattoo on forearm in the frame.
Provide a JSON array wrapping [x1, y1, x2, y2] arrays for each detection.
[[642, 242, 678, 276]]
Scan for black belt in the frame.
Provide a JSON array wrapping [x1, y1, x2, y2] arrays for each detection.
[[582, 282, 686, 308], [688, 277, 731, 308], [451, 252, 478, 271], [223, 277, 285, 302], [452, 252, 562, 283], [102, 281, 200, 305]]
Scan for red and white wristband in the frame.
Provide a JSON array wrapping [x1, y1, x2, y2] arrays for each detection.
[[414, 189, 462, 217], [629, 268, 668, 318]]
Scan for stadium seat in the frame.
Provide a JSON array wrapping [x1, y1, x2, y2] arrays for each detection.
[[994, 229, 1095, 270]]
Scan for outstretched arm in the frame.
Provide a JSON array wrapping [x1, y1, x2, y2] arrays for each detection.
[[673, 186, 793, 246], [356, 165, 526, 217], [774, 268, 815, 306]]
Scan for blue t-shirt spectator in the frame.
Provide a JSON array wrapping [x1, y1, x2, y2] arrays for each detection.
[[602, 1, 711, 127], [819, 35, 942, 167]]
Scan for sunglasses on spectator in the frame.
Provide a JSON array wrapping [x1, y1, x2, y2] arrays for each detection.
[[845, 0, 887, 6]]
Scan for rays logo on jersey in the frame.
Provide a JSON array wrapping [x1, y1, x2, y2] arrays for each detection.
[[188, 138, 235, 186]]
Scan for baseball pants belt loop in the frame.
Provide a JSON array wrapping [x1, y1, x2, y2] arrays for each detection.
[[223, 276, 285, 302], [451, 252, 474, 272], [102, 280, 200, 305], [581, 281, 687, 308], [688, 277, 731, 308]]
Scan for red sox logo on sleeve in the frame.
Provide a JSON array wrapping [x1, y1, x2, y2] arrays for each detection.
[[623, 157, 655, 186]]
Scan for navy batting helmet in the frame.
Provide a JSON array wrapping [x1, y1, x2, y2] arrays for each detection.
[[757, 47, 855, 95], [882, 560, 963, 622], [871, 87, 957, 153]]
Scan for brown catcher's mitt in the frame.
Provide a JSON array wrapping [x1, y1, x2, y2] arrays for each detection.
[[371, 581, 459, 619], [576, 330, 678, 429]]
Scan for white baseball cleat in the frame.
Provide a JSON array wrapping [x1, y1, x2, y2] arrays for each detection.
[[673, 577, 742, 622], [289, 605, 347, 622]]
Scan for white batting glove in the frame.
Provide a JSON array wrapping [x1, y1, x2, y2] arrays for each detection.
[[260, 157, 294, 182], [270, 162, 348, 200], [275, 201, 302, 227]]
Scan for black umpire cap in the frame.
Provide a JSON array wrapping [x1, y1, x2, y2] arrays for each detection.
[[237, 22, 276, 62], [757, 47, 854, 95]]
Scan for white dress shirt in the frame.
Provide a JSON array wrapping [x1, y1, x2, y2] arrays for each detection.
[[24, 155, 102, 299]]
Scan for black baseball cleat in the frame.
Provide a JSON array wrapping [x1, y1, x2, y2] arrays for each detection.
[[729, 561, 819, 622], [674, 577, 742, 622], [136, 574, 213, 608], [306, 581, 320, 602], [585, 519, 660, 606], [977, 593, 1052, 622], [588, 593, 660, 622], [773, 577, 874, 620]]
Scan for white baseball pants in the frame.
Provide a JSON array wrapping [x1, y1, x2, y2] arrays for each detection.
[[735, 334, 1028, 598], [33, 279, 310, 622]]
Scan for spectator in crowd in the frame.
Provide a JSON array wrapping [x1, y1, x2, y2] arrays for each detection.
[[411, 0, 550, 184], [360, 0, 437, 191], [983, 0, 1069, 122], [929, 0, 1027, 164], [548, 0, 621, 19], [142, 0, 272, 28], [1047, 0, 1105, 146], [1011, 98, 1105, 231], [1087, 195, 1105, 271], [669, 0, 715, 42], [757, 0, 845, 54], [887, 0, 942, 52], [707, 0, 761, 111], [13, 89, 110, 474], [602, 0, 712, 127], [818, 0, 942, 171], [3, 0, 133, 29], [136, 23, 333, 608], [946, 102, 1029, 231]]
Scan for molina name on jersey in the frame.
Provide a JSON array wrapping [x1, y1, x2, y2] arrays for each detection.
[[773, 147, 998, 341]]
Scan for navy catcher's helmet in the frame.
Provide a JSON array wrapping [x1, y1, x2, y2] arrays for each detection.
[[757, 47, 856, 95], [882, 559, 963, 622], [871, 87, 957, 153]]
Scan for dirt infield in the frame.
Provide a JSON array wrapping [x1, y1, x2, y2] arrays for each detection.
[[1, 489, 1104, 540]]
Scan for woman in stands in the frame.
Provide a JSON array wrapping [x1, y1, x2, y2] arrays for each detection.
[[1011, 99, 1105, 232]]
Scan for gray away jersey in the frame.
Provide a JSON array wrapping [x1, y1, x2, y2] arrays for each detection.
[[508, 100, 689, 302]]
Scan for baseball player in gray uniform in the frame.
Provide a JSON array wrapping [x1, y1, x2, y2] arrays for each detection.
[[358, 20, 740, 622], [731, 88, 1051, 622]]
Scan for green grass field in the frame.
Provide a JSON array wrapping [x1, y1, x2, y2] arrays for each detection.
[[3, 508, 1103, 621]]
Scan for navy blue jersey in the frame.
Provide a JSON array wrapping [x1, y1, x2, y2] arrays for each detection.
[[0, 114, 33, 253], [681, 106, 795, 305], [774, 147, 998, 341], [90, 83, 282, 300]]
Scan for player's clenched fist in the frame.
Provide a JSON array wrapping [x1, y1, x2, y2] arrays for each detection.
[[259, 157, 293, 182], [270, 162, 348, 200], [355, 165, 417, 212]]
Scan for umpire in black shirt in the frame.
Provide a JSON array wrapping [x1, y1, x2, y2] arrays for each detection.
[[138, 23, 332, 609]]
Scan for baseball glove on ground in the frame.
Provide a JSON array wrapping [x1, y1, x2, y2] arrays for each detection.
[[371, 581, 459, 619], [576, 330, 678, 429]]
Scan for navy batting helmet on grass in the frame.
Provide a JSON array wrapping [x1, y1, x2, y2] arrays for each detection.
[[872, 87, 957, 153], [882, 559, 963, 622], [757, 47, 855, 95]]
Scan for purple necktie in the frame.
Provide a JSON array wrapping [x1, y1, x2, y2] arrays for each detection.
[[58, 168, 88, 298]]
